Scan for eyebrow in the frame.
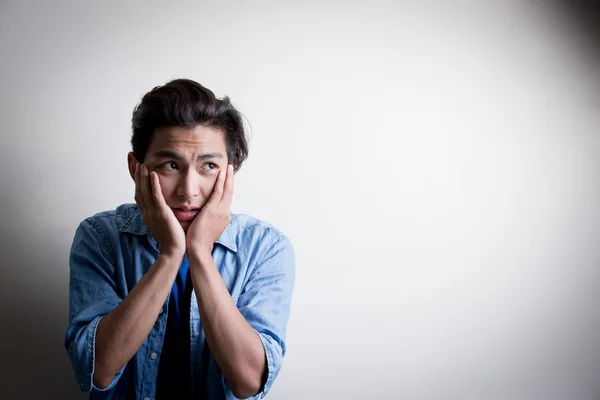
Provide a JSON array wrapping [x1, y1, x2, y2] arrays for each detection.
[[153, 150, 225, 162]]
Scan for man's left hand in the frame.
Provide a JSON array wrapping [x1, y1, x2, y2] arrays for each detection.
[[187, 164, 234, 257]]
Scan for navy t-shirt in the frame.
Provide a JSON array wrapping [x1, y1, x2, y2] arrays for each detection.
[[156, 254, 193, 399]]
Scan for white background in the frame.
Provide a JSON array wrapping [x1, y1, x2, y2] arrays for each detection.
[[1, 1, 599, 399]]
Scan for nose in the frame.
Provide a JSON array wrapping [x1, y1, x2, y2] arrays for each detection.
[[176, 170, 200, 200]]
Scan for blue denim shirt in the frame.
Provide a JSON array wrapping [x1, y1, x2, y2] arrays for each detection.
[[64, 203, 295, 399]]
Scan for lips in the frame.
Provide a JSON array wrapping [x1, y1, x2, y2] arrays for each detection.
[[172, 208, 200, 221]]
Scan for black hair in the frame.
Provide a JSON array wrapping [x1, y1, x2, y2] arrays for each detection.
[[131, 78, 248, 171]]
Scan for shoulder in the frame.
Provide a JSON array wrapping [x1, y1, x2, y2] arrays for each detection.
[[77, 203, 141, 237], [231, 213, 286, 240], [230, 213, 293, 255], [71, 204, 142, 262]]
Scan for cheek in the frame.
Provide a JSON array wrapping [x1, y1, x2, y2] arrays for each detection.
[[157, 176, 177, 202], [198, 178, 217, 197]]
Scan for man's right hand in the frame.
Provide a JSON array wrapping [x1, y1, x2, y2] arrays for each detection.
[[134, 163, 186, 258]]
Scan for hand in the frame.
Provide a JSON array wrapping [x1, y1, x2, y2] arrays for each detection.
[[186, 164, 234, 257], [134, 163, 186, 258]]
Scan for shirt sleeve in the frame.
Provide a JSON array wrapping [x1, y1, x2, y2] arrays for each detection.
[[232, 234, 296, 398], [64, 219, 127, 392]]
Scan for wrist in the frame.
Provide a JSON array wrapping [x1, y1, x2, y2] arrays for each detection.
[[158, 249, 185, 265], [186, 238, 213, 259], [159, 241, 186, 257], [188, 247, 213, 267]]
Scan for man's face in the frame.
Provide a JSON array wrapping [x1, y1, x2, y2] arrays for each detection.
[[129, 125, 229, 232]]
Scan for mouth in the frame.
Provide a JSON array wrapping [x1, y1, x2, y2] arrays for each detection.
[[172, 208, 200, 221]]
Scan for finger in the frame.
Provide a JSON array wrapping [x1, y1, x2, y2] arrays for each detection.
[[150, 171, 169, 211], [208, 168, 226, 205], [141, 164, 155, 208], [134, 162, 146, 212], [223, 164, 234, 207]]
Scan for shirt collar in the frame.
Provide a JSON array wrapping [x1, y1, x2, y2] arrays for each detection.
[[119, 205, 238, 253]]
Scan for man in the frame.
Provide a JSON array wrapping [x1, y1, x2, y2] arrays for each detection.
[[64, 79, 295, 399]]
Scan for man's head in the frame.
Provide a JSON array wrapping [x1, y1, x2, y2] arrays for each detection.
[[127, 79, 248, 230]]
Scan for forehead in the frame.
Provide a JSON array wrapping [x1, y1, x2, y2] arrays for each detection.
[[148, 125, 227, 155]]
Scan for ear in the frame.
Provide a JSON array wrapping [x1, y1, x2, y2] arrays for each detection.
[[127, 152, 139, 181]]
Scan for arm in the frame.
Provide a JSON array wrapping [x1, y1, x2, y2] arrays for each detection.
[[64, 222, 182, 392], [189, 251, 266, 399], [93, 252, 182, 388], [189, 235, 295, 399], [232, 235, 295, 397]]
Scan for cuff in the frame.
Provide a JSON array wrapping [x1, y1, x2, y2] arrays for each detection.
[[68, 315, 126, 392], [255, 331, 282, 398]]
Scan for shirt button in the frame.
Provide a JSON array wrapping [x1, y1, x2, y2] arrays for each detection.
[[150, 352, 157, 360]]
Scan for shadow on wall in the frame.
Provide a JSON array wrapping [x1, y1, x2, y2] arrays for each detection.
[[0, 194, 86, 398], [547, 0, 600, 55]]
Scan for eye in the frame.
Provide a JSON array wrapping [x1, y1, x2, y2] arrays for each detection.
[[159, 161, 179, 171], [201, 162, 218, 171]]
